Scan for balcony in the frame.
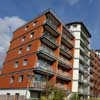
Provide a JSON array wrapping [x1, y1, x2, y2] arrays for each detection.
[[55, 83, 66, 90], [80, 40, 89, 54], [57, 70, 72, 81], [81, 30, 89, 44], [29, 81, 46, 91], [83, 80, 89, 85], [34, 60, 54, 76], [84, 70, 89, 75], [79, 79, 84, 84], [90, 67, 93, 74], [79, 55, 87, 65], [89, 82, 94, 87], [79, 65, 84, 73], [58, 56, 72, 69], [60, 45, 73, 59], [40, 33, 58, 49], [37, 46, 56, 62], [61, 33, 74, 49], [79, 88, 89, 95], [79, 88, 84, 94], [43, 19, 60, 37], [80, 46, 89, 57]]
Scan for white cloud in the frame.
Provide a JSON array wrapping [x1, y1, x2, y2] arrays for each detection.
[[65, 0, 80, 5], [0, 16, 26, 68]]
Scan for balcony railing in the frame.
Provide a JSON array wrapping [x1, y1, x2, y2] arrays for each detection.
[[34, 62, 54, 76], [61, 33, 74, 49], [40, 33, 58, 49], [89, 82, 94, 87], [30, 81, 46, 90], [83, 80, 88, 85], [37, 45, 56, 62], [57, 70, 72, 81], [43, 19, 60, 37], [60, 45, 73, 59], [80, 55, 87, 64], [79, 67, 84, 73], [79, 88, 89, 95], [58, 56, 72, 69], [55, 83, 66, 90], [80, 46, 89, 57], [79, 88, 84, 94]]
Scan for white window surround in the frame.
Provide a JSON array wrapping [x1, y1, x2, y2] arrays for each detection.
[[25, 25, 29, 31], [23, 59, 28, 66], [10, 76, 14, 84], [18, 75, 23, 82], [18, 48, 22, 54], [26, 44, 31, 51], [22, 36, 26, 42], [30, 32, 34, 38], [14, 61, 19, 68]]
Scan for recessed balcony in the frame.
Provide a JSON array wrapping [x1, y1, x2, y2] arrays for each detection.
[[34, 67, 54, 76], [29, 81, 46, 91], [57, 71, 72, 81], [55, 83, 66, 91], [79, 55, 87, 65], [60, 46, 73, 60], [61, 33, 74, 49], [34, 59, 54, 76], [43, 19, 60, 37], [40, 33, 58, 49], [90, 67, 93, 74], [37, 46, 56, 62], [79, 65, 84, 73], [58, 56, 72, 70]]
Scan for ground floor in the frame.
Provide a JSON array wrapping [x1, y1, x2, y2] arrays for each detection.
[[0, 89, 41, 99]]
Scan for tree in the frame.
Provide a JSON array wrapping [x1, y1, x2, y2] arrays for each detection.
[[40, 86, 66, 100], [69, 93, 80, 100]]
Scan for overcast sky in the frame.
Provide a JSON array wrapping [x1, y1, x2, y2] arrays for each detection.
[[0, 0, 100, 67]]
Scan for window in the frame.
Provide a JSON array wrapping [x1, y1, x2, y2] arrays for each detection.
[[33, 21, 37, 26], [18, 48, 22, 54], [18, 75, 23, 82], [22, 36, 26, 42], [10, 76, 14, 84], [26, 44, 31, 51], [25, 25, 29, 31], [73, 24, 77, 27], [7, 93, 10, 95], [34, 74, 46, 82], [23, 59, 28, 66], [30, 32, 34, 38], [14, 61, 19, 68]]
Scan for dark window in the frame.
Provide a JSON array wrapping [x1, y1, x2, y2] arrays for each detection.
[[23, 59, 28, 66], [22, 36, 26, 42], [26, 44, 31, 51], [30, 32, 34, 38], [10, 76, 14, 84], [14, 61, 19, 68], [18, 75, 24, 82]]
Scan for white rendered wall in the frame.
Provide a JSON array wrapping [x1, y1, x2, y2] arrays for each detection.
[[0, 89, 30, 99], [67, 24, 81, 92]]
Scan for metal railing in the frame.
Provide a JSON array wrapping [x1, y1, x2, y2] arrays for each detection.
[[39, 44, 54, 57], [30, 81, 46, 89], [62, 33, 74, 46]]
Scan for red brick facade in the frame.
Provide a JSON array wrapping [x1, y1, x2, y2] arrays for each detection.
[[0, 10, 75, 93]]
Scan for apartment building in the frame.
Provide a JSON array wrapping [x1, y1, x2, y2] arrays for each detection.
[[90, 50, 100, 97], [66, 22, 91, 99], [0, 10, 75, 99]]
